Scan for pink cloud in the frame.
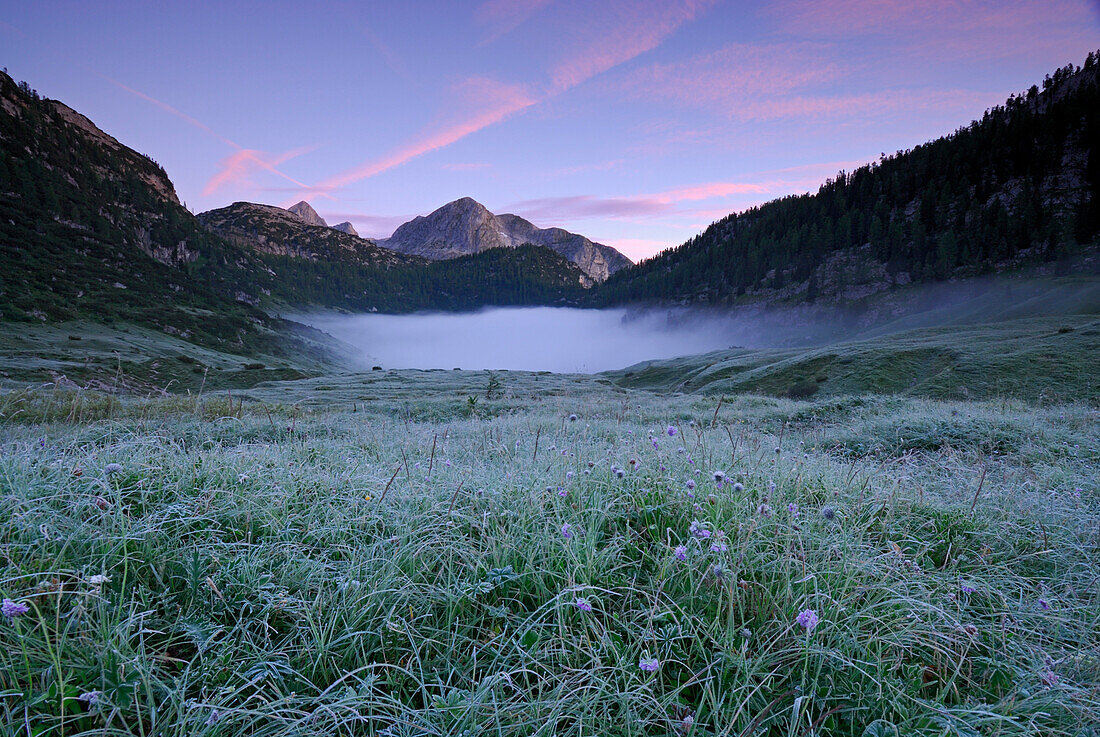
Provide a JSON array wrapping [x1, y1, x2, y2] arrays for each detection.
[[767, 0, 1094, 38], [102, 75, 237, 147], [476, 0, 553, 43], [361, 22, 416, 84], [618, 41, 1008, 123], [507, 176, 805, 222], [548, 0, 718, 93], [765, 0, 1100, 65], [104, 75, 319, 199], [293, 0, 716, 197], [295, 78, 536, 200], [202, 146, 315, 197]]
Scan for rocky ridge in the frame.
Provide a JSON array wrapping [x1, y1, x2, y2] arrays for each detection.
[[380, 197, 631, 282]]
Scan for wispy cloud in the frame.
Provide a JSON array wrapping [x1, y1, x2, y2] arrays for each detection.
[[103, 75, 318, 198], [617, 39, 1006, 123], [507, 159, 874, 225], [361, 22, 418, 85], [202, 146, 315, 197], [292, 78, 536, 202], [548, 0, 718, 93], [476, 0, 553, 44], [765, 0, 1099, 63], [298, 0, 716, 197]]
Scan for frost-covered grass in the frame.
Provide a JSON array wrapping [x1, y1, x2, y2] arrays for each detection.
[[1, 377, 1097, 736]]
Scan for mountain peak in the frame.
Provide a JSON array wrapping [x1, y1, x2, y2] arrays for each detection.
[[287, 201, 327, 227], [381, 196, 631, 281], [332, 221, 359, 237]]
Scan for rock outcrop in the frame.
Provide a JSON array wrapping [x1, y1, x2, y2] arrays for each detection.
[[198, 202, 421, 268], [287, 201, 328, 227], [380, 197, 631, 282], [332, 221, 359, 236]]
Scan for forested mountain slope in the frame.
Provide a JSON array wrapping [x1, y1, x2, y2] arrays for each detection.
[[596, 54, 1100, 307]]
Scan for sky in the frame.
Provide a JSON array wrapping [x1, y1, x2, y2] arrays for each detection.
[[2, 1, 1099, 262]]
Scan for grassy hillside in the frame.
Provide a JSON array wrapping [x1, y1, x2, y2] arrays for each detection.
[[597, 55, 1100, 308], [0, 374, 1096, 734], [609, 315, 1100, 403]]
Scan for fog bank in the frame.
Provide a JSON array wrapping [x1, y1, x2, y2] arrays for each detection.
[[299, 271, 1098, 373], [303, 307, 746, 373]]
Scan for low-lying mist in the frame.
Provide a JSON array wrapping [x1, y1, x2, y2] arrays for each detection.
[[303, 308, 741, 373], [299, 271, 1097, 373]]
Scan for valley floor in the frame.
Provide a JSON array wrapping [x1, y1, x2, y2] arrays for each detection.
[[1, 371, 1097, 735]]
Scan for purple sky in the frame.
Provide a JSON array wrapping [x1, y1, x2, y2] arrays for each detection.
[[3, 1, 1099, 260]]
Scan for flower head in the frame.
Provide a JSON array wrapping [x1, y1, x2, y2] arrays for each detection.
[[757, 503, 773, 517], [688, 519, 711, 539], [685, 479, 696, 491], [821, 506, 836, 520], [574, 597, 593, 612], [960, 584, 977, 595], [1038, 598, 1051, 611], [77, 691, 102, 706], [639, 656, 660, 672], [561, 523, 572, 539], [104, 463, 123, 475], [673, 545, 688, 561], [568, 414, 578, 422], [787, 502, 800, 517], [2, 598, 30, 619], [796, 608, 819, 631], [667, 426, 677, 437]]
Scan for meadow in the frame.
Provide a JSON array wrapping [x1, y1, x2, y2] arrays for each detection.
[[1, 364, 1097, 736]]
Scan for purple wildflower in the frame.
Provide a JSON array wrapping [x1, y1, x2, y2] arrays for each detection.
[[1039, 669, 1060, 687], [652, 439, 659, 451], [674, 545, 688, 561], [960, 584, 977, 595], [795, 608, 819, 631], [821, 506, 836, 520], [788, 502, 800, 517], [1039, 598, 1051, 611], [688, 519, 711, 539], [77, 691, 102, 706], [639, 657, 660, 672], [574, 597, 593, 612], [757, 503, 773, 517], [667, 426, 677, 437], [686, 479, 696, 491], [1, 598, 30, 619], [561, 523, 572, 539]]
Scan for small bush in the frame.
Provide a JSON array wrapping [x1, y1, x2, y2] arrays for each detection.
[[787, 380, 820, 399]]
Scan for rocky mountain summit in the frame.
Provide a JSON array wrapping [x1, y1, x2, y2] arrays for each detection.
[[287, 200, 327, 227], [332, 221, 358, 236], [380, 197, 632, 282], [197, 202, 421, 268]]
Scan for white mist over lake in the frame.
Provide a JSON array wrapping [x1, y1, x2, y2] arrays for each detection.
[[303, 307, 739, 373]]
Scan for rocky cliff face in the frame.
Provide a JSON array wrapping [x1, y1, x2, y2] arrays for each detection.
[[380, 197, 631, 282], [287, 201, 328, 227], [333, 221, 358, 236], [198, 202, 421, 268]]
